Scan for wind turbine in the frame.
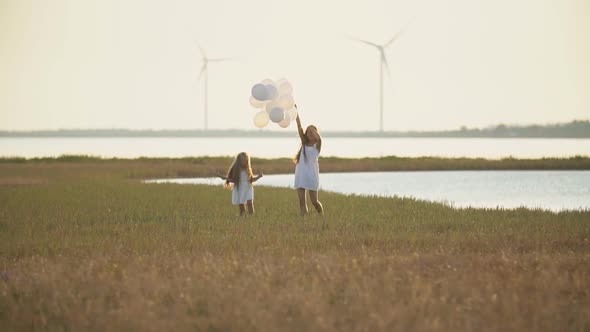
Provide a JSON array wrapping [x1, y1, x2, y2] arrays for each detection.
[[194, 42, 233, 130], [349, 28, 406, 132]]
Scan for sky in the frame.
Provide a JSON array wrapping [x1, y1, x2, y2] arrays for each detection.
[[0, 0, 589, 131]]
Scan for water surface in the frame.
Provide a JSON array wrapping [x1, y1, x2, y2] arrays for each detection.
[[146, 170, 590, 212], [2, 137, 589, 159]]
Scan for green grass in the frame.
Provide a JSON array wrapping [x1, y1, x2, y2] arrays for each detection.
[[0, 159, 589, 331]]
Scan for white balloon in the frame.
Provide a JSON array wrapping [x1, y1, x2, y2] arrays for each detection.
[[278, 81, 293, 95], [287, 107, 298, 121], [265, 101, 280, 114], [261, 78, 275, 85], [265, 84, 278, 101], [251, 84, 268, 101], [278, 115, 291, 128], [253, 110, 270, 128], [275, 78, 288, 86], [278, 94, 295, 110], [269, 107, 285, 123], [249, 96, 265, 108]]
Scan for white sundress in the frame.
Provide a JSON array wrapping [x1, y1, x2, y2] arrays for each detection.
[[232, 170, 254, 205], [294, 144, 320, 191]]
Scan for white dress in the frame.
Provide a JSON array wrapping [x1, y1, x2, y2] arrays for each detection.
[[232, 170, 254, 205], [294, 144, 320, 191]]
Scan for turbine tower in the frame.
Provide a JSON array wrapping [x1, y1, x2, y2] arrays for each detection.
[[350, 28, 405, 132], [194, 42, 232, 130]]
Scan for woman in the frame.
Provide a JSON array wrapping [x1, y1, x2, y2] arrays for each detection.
[[293, 105, 324, 216]]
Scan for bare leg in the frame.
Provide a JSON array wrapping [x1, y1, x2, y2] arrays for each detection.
[[309, 190, 324, 215], [297, 188, 308, 216], [246, 200, 254, 215], [238, 204, 246, 217]]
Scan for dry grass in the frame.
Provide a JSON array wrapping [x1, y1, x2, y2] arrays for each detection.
[[3, 252, 588, 331], [0, 158, 589, 331]]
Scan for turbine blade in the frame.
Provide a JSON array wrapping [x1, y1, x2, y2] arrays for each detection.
[[346, 34, 380, 48], [358, 39, 380, 48], [198, 64, 207, 80], [382, 53, 392, 81], [384, 29, 405, 48], [384, 18, 414, 48], [194, 40, 207, 58]]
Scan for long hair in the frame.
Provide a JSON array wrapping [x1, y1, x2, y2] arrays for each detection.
[[294, 125, 321, 164], [225, 152, 254, 189]]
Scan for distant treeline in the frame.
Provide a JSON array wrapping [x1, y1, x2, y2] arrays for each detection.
[[1, 120, 589, 138], [393, 120, 590, 138]]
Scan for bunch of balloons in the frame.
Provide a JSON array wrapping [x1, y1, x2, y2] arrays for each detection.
[[250, 78, 297, 129]]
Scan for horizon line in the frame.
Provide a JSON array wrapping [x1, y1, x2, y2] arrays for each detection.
[[0, 119, 588, 133]]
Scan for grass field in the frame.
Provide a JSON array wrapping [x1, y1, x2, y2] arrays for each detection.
[[1, 157, 589, 331]]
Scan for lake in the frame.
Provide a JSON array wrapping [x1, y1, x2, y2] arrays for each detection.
[[146, 170, 590, 212], [1, 137, 589, 159]]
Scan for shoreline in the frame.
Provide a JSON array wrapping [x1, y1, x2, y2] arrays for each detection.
[[2, 156, 589, 207]]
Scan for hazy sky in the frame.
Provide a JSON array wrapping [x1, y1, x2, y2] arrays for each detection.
[[1, 0, 589, 131]]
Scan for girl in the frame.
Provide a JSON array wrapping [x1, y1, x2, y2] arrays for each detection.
[[217, 152, 263, 217], [293, 105, 324, 216]]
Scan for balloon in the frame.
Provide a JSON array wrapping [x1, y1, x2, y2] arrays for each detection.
[[251, 84, 268, 101], [265, 101, 280, 114], [278, 81, 293, 95], [275, 78, 288, 86], [278, 94, 295, 110], [278, 115, 291, 128], [261, 79, 275, 85], [253, 110, 270, 128], [249, 96, 265, 108], [265, 84, 278, 100], [269, 107, 285, 123], [287, 107, 298, 121]]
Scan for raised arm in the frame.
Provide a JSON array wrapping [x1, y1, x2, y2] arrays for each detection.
[[295, 106, 305, 143], [216, 170, 235, 183], [250, 171, 264, 183]]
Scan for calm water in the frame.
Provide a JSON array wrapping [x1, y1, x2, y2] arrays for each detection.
[[1, 137, 589, 159], [146, 171, 590, 211]]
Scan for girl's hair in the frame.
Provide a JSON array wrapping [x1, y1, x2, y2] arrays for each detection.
[[225, 152, 254, 189], [294, 125, 321, 164]]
